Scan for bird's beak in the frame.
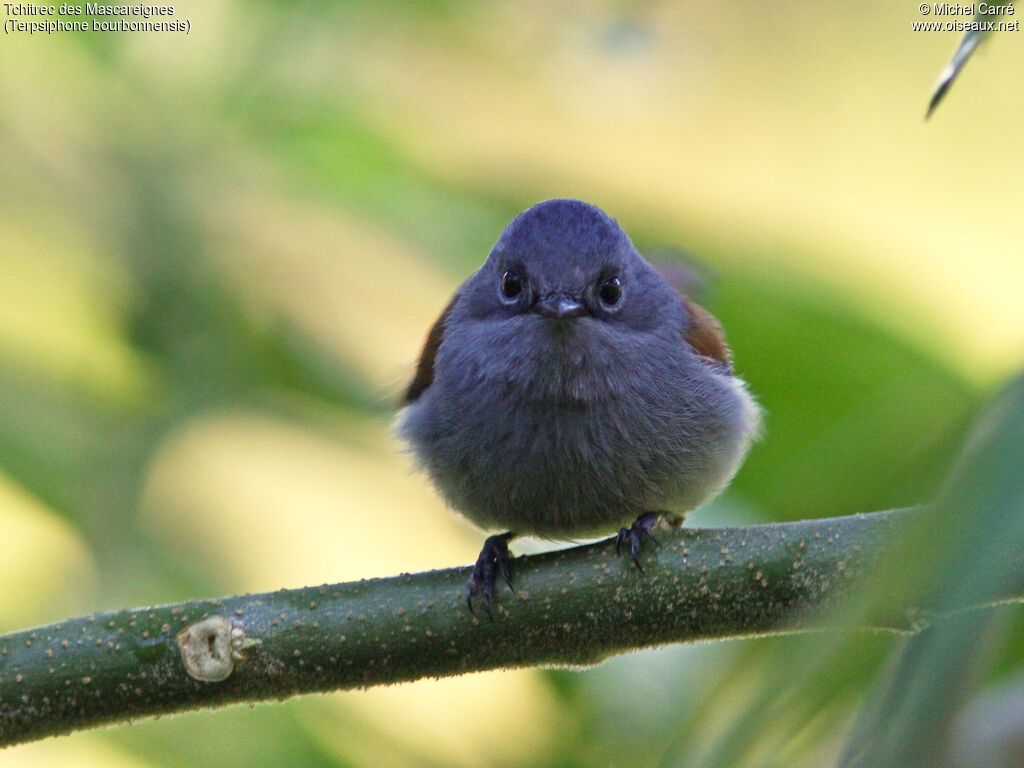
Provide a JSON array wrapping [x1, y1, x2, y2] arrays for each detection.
[[534, 295, 586, 319]]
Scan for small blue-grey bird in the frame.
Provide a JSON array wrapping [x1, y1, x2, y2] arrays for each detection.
[[397, 199, 760, 612]]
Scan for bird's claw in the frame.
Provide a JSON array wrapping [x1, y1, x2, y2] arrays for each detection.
[[616, 512, 661, 571], [467, 532, 514, 616]]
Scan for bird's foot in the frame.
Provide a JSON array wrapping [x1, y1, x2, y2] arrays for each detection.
[[616, 512, 661, 571], [467, 532, 514, 615]]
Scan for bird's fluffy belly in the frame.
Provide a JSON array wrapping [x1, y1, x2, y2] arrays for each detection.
[[451, 401, 653, 535], [401, 373, 753, 538]]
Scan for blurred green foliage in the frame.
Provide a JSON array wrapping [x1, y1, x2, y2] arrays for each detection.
[[1, 1, 1022, 767]]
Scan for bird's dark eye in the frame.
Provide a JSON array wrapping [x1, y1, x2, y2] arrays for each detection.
[[500, 270, 523, 299], [598, 276, 622, 307]]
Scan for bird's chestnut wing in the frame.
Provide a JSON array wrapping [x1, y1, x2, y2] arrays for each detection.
[[680, 294, 732, 369], [403, 293, 459, 404], [653, 263, 733, 370]]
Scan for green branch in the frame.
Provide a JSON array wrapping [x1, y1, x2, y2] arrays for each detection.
[[1, 507, 1021, 748]]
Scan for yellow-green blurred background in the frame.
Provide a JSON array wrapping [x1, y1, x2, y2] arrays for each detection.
[[1, 1, 1023, 766]]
